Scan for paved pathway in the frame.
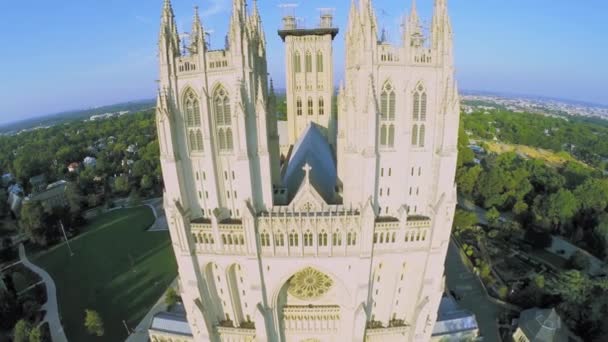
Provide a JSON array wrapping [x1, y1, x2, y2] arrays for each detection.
[[124, 279, 177, 342], [445, 240, 503, 342], [19, 244, 68, 342]]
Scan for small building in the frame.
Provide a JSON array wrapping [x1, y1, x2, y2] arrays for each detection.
[[1, 173, 14, 186], [431, 294, 479, 341], [7, 184, 24, 217], [83, 156, 97, 168], [29, 174, 47, 194], [126, 144, 138, 154], [25, 180, 68, 212], [149, 311, 193, 342], [68, 162, 80, 173], [513, 307, 581, 342]]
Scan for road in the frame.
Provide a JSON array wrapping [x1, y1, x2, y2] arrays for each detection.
[[445, 240, 503, 342], [19, 244, 68, 342]]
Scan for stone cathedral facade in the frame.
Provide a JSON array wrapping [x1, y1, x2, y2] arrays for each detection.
[[154, 0, 459, 341]]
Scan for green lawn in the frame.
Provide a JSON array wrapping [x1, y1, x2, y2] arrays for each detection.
[[33, 206, 177, 342]]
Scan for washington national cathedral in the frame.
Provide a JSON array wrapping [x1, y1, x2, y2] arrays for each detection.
[[153, 0, 460, 340]]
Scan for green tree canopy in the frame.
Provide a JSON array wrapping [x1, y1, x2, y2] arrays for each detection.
[[84, 309, 104, 337], [13, 319, 31, 342]]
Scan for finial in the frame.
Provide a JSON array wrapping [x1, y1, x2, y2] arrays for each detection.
[[302, 163, 312, 184]]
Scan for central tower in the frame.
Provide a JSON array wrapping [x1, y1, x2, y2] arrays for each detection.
[[279, 9, 339, 147]]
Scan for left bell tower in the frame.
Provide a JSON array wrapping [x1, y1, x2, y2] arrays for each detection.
[[156, 0, 280, 340]]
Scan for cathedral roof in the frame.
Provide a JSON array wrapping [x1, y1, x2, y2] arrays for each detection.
[[282, 123, 336, 204]]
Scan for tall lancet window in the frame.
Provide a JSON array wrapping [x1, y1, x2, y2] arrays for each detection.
[[316, 51, 324, 73], [305, 51, 312, 73], [294, 51, 301, 73], [412, 83, 427, 147], [184, 89, 203, 151], [214, 86, 233, 152], [379, 82, 396, 148], [318, 97, 325, 115]]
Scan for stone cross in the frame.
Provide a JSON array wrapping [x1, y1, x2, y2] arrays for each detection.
[[302, 163, 312, 184]]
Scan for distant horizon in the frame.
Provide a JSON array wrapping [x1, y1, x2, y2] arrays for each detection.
[[0, 0, 606, 125], [2, 88, 606, 129]]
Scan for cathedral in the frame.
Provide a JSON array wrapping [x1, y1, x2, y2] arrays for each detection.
[[153, 0, 460, 341]]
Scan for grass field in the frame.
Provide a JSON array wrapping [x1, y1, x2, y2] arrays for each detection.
[[33, 206, 177, 342], [483, 141, 578, 166]]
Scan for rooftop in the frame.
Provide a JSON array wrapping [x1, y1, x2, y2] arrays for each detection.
[[149, 312, 192, 337], [282, 123, 337, 204], [432, 295, 479, 337], [517, 307, 579, 342]]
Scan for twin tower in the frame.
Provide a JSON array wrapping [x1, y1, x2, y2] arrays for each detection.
[[155, 0, 460, 341]]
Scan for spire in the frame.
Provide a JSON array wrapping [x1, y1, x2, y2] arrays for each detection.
[[159, 0, 180, 56], [190, 6, 205, 54], [432, 0, 452, 49], [407, 0, 424, 47]]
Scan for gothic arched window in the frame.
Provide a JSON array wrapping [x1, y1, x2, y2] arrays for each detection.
[[214, 87, 233, 152], [413, 83, 427, 121], [380, 125, 388, 146], [307, 97, 314, 116], [184, 89, 200, 127], [196, 130, 203, 150], [319, 231, 328, 246], [306, 231, 314, 247], [316, 51, 323, 72], [189, 130, 196, 151], [379, 82, 396, 149], [289, 231, 299, 247], [296, 97, 303, 116], [419, 124, 426, 148], [388, 124, 395, 147], [411, 124, 418, 146], [333, 231, 342, 246], [305, 51, 312, 73], [294, 51, 301, 73], [318, 97, 325, 115]]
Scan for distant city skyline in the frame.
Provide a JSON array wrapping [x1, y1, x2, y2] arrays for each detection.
[[0, 0, 606, 124]]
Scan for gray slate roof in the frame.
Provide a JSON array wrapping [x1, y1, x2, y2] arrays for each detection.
[[282, 123, 336, 203], [518, 308, 576, 342], [432, 295, 479, 337]]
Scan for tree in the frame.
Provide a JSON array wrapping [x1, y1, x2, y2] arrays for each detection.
[[28, 326, 43, 342], [64, 182, 82, 215], [456, 165, 482, 197], [165, 287, 179, 307], [20, 202, 48, 246], [567, 251, 591, 272], [0, 289, 20, 329], [574, 178, 608, 213], [453, 209, 478, 231], [84, 309, 104, 337], [486, 207, 500, 226], [513, 200, 528, 216], [534, 190, 579, 232], [547, 270, 591, 305], [13, 319, 31, 342], [113, 175, 130, 195], [140, 175, 153, 191]]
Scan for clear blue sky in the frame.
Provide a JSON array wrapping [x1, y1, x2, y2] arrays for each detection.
[[0, 0, 606, 124]]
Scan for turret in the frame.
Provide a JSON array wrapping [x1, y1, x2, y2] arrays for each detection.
[[189, 6, 205, 55], [404, 0, 424, 48], [431, 0, 454, 65]]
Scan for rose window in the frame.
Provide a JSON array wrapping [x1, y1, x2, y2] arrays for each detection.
[[288, 267, 333, 300]]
